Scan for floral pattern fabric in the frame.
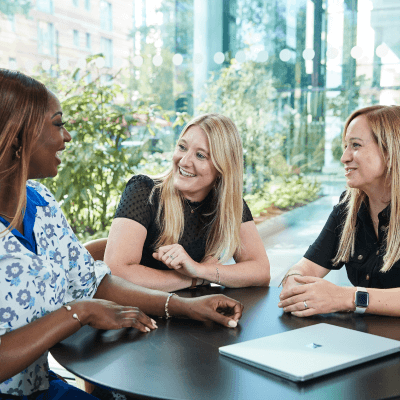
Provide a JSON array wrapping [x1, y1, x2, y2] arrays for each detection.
[[0, 181, 110, 396]]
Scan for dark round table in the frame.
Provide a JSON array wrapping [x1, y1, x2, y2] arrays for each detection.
[[51, 286, 400, 399]]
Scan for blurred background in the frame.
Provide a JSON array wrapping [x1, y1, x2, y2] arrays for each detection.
[[1, 0, 399, 240]]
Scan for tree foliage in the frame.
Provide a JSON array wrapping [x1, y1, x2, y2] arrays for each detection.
[[34, 56, 186, 240], [198, 60, 288, 192], [0, 0, 31, 16]]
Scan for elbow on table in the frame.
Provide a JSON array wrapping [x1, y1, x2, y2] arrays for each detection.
[[252, 259, 271, 287], [258, 265, 271, 287]]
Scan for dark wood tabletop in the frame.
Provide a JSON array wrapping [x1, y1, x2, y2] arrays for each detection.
[[50, 286, 400, 400]]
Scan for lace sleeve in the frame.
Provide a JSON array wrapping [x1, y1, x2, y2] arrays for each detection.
[[114, 175, 156, 230]]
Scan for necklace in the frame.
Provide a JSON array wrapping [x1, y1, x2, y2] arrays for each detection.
[[185, 199, 203, 214]]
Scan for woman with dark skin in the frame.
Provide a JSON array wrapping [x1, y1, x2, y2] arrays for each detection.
[[0, 69, 243, 399]]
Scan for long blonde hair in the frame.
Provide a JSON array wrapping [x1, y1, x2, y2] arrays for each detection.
[[153, 113, 244, 263], [0, 69, 48, 233], [333, 105, 400, 272]]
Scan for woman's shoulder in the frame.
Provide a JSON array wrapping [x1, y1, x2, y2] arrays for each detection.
[[334, 191, 349, 209], [120, 175, 160, 205], [126, 174, 156, 191], [329, 191, 349, 222], [26, 180, 57, 205]]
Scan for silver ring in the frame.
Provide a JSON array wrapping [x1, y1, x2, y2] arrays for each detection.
[[303, 301, 308, 309], [169, 255, 175, 260]]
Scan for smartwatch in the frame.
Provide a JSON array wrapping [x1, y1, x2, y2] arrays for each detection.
[[354, 287, 369, 314]]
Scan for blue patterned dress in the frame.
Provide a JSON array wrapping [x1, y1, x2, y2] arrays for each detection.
[[0, 181, 110, 396]]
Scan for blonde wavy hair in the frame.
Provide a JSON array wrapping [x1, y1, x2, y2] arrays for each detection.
[[0, 69, 48, 234], [152, 113, 244, 263], [333, 105, 400, 272]]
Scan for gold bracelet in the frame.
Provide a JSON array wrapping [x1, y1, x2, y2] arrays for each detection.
[[216, 267, 221, 285], [279, 272, 303, 287], [63, 304, 83, 327], [164, 293, 178, 319]]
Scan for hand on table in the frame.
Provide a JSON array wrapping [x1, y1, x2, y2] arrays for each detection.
[[278, 276, 354, 317], [179, 294, 244, 328], [153, 244, 200, 278], [77, 299, 158, 333]]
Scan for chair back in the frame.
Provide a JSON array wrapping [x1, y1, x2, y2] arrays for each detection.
[[84, 238, 107, 261]]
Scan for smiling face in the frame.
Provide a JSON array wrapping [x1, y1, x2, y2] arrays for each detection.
[[172, 125, 219, 202], [341, 115, 387, 195], [28, 92, 71, 179]]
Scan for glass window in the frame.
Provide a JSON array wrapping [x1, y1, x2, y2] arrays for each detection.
[[73, 30, 79, 47], [9, 58, 17, 70], [100, 37, 113, 67], [100, 0, 112, 31], [5, 0, 400, 183], [7, 15, 16, 32], [86, 72, 92, 84], [37, 21, 55, 56], [36, 0, 53, 13], [86, 33, 91, 49]]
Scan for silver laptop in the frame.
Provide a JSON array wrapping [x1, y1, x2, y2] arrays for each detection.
[[219, 323, 400, 382]]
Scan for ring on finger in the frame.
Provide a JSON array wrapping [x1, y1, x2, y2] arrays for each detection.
[[303, 300, 308, 309], [169, 255, 175, 260]]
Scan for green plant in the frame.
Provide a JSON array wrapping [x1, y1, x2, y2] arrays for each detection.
[[35, 55, 187, 240], [198, 60, 286, 192], [0, 0, 31, 17], [244, 176, 320, 217], [332, 134, 343, 162]]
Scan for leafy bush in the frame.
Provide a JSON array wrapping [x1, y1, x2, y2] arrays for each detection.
[[244, 176, 321, 218], [35, 56, 187, 240], [198, 60, 287, 192]]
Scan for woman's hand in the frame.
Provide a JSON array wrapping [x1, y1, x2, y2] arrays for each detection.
[[76, 299, 158, 333], [278, 276, 355, 317], [153, 244, 201, 278], [281, 273, 304, 292], [172, 294, 244, 328]]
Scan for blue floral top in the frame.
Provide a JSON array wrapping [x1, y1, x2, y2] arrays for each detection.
[[0, 181, 110, 396]]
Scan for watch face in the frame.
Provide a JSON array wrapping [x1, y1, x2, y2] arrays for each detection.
[[356, 291, 369, 307]]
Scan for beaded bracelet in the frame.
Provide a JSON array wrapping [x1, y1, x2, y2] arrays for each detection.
[[63, 304, 83, 327], [164, 293, 177, 319]]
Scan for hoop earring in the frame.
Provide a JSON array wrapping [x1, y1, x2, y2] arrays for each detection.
[[15, 146, 22, 159]]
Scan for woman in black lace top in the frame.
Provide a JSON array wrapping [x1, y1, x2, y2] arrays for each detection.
[[105, 113, 270, 292]]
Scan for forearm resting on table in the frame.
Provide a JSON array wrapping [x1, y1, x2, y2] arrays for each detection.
[[108, 262, 194, 292], [0, 306, 81, 383], [281, 258, 329, 287], [359, 288, 400, 317], [94, 274, 188, 314], [196, 259, 270, 288]]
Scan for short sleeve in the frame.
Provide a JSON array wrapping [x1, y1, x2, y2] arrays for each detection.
[[303, 201, 345, 270], [114, 175, 156, 230], [242, 199, 253, 222], [28, 181, 111, 303]]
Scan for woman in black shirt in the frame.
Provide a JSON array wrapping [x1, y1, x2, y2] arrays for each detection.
[[105, 114, 270, 292], [279, 105, 400, 317]]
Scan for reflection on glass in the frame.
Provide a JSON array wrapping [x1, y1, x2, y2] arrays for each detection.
[[2, 0, 400, 183]]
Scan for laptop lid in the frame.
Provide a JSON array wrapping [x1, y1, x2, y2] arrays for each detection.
[[219, 323, 400, 382]]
